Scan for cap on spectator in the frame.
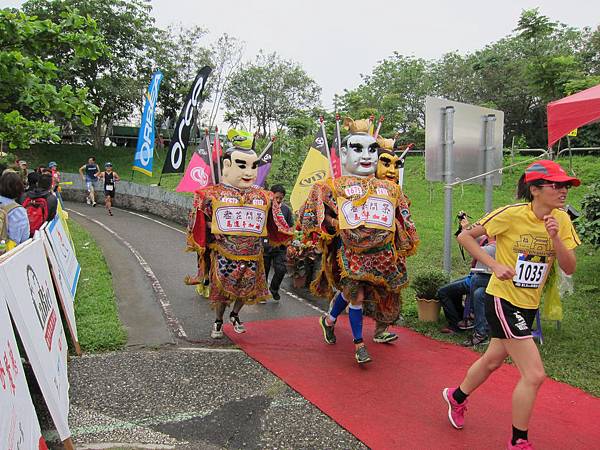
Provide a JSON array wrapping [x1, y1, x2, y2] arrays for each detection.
[[48, 161, 57, 168], [18, 160, 27, 165], [105, 162, 112, 167]]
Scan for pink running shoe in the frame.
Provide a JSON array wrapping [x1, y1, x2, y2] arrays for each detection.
[[442, 387, 468, 429], [507, 439, 534, 449]]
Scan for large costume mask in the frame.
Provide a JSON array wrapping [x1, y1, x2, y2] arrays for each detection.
[[376, 151, 402, 183], [340, 119, 378, 177], [222, 149, 258, 188], [375, 136, 401, 183]]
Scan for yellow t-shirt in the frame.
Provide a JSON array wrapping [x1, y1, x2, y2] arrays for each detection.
[[477, 203, 580, 309]]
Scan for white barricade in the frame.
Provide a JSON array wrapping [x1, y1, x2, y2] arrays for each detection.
[[0, 238, 71, 442], [0, 298, 47, 450], [44, 216, 80, 298]]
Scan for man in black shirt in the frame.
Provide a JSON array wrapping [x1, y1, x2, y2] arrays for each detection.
[[263, 184, 294, 301]]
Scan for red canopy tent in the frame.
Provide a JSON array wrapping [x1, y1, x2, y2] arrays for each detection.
[[547, 83, 600, 148]]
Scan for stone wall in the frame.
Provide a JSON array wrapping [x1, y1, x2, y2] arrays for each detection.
[[59, 173, 193, 226]]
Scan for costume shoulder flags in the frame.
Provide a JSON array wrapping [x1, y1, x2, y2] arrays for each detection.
[[162, 66, 212, 174], [255, 137, 275, 187], [133, 70, 163, 177], [176, 135, 214, 193]]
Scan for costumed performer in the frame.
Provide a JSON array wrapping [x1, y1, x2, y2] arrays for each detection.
[[185, 129, 292, 338], [300, 118, 419, 364], [360, 135, 417, 342]]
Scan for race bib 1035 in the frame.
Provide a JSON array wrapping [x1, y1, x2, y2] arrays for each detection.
[[512, 253, 548, 289]]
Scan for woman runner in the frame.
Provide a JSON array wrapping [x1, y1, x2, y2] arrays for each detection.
[[98, 162, 120, 216], [442, 160, 581, 450]]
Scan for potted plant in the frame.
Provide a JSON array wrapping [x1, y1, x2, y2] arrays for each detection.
[[286, 230, 317, 288], [412, 269, 450, 322]]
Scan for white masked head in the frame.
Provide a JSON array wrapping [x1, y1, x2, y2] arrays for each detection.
[[221, 148, 259, 188], [340, 133, 378, 177]]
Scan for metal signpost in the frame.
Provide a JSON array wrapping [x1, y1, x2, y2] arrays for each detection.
[[425, 97, 504, 273]]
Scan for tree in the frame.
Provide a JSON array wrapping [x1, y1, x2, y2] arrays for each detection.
[[148, 24, 212, 130], [338, 53, 432, 144], [0, 8, 104, 150], [206, 33, 244, 128], [224, 52, 321, 135], [23, 0, 159, 149]]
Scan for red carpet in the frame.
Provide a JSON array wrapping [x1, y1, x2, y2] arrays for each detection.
[[225, 316, 600, 449]]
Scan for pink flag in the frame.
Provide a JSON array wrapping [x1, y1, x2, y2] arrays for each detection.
[[176, 152, 213, 193]]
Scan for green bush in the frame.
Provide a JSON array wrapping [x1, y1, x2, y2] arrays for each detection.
[[411, 269, 450, 300], [576, 182, 600, 248]]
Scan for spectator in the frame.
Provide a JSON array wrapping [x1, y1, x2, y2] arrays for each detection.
[[438, 213, 494, 335], [462, 238, 496, 347], [18, 172, 40, 204], [79, 156, 99, 206], [48, 161, 61, 192], [262, 184, 294, 302], [438, 274, 472, 333], [0, 171, 30, 245], [17, 160, 29, 188], [24, 173, 58, 223]]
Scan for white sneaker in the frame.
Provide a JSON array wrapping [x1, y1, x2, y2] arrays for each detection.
[[229, 314, 246, 333], [211, 321, 224, 339]]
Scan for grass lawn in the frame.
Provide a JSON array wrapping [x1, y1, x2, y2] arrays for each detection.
[[23, 144, 600, 394], [18, 143, 192, 193], [69, 218, 127, 352], [400, 154, 600, 397]]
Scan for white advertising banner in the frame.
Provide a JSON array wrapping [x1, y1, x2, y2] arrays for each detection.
[[44, 216, 80, 297], [41, 233, 79, 350], [0, 298, 48, 450], [0, 238, 71, 441]]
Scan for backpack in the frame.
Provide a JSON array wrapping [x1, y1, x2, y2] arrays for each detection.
[[22, 196, 49, 237], [0, 203, 20, 253]]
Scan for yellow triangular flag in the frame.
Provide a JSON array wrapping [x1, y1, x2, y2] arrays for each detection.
[[290, 147, 330, 212]]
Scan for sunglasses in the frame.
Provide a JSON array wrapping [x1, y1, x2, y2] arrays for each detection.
[[538, 182, 572, 190]]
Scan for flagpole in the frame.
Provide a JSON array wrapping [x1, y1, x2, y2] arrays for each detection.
[[374, 115, 384, 139], [397, 143, 414, 161], [214, 126, 222, 181], [335, 113, 342, 179], [205, 129, 216, 186], [319, 116, 333, 178]]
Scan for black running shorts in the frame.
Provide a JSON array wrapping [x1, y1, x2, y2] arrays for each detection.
[[484, 296, 537, 339]]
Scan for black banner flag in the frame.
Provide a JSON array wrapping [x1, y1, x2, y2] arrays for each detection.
[[162, 66, 212, 174]]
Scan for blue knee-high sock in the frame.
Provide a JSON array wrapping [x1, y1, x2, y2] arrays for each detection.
[[328, 292, 349, 322], [348, 304, 363, 343]]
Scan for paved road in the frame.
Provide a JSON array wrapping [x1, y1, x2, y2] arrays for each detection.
[[43, 201, 363, 449]]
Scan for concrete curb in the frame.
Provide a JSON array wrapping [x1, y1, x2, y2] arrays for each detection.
[[59, 173, 192, 226]]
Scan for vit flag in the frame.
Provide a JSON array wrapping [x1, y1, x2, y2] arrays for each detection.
[[290, 127, 330, 211], [0, 298, 48, 450], [162, 66, 212, 174], [0, 239, 70, 441], [133, 70, 163, 176]]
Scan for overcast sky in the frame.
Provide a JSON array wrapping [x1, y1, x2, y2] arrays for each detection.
[[3, 0, 599, 112], [148, 0, 600, 110]]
